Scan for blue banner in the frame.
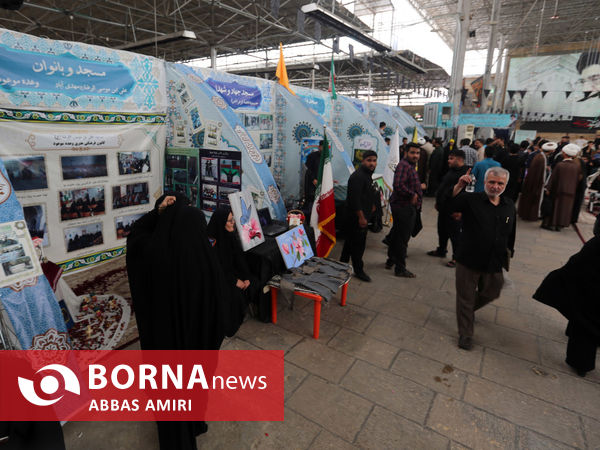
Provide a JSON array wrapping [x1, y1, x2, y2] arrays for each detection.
[[458, 113, 516, 128], [206, 78, 262, 109], [0, 45, 135, 99], [298, 94, 326, 115]]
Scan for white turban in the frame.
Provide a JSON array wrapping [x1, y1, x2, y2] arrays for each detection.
[[562, 143, 580, 157], [541, 142, 557, 151], [417, 137, 426, 146]]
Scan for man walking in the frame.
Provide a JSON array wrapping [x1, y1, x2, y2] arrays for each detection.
[[427, 149, 468, 267], [386, 143, 423, 278], [471, 146, 500, 192], [341, 150, 378, 282], [451, 166, 516, 350], [541, 143, 583, 231], [459, 138, 478, 168]]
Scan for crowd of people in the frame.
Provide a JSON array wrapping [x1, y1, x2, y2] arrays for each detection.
[[340, 132, 599, 366]]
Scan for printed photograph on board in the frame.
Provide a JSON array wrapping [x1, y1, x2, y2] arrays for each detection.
[[112, 182, 150, 209], [115, 213, 144, 239], [220, 159, 241, 185], [23, 204, 49, 246], [59, 187, 106, 221], [117, 152, 151, 175], [2, 156, 48, 191], [166, 154, 187, 169], [244, 114, 260, 131], [64, 222, 103, 253], [190, 107, 202, 130], [228, 190, 264, 251], [202, 184, 218, 201], [201, 157, 218, 182], [260, 133, 273, 150], [0, 220, 42, 287], [61, 155, 108, 180], [259, 114, 273, 130]]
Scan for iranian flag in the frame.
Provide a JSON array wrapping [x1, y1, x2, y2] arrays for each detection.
[[310, 128, 336, 257], [328, 55, 337, 100]]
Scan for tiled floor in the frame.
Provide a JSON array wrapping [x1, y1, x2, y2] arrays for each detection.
[[63, 198, 599, 449]]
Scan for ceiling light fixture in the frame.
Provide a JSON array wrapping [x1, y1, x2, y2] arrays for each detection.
[[301, 3, 391, 53], [116, 30, 197, 51]]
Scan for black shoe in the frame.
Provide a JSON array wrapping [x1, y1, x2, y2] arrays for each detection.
[[458, 335, 473, 350], [394, 269, 416, 278], [385, 259, 394, 270], [354, 271, 372, 282], [382, 236, 390, 246], [427, 249, 446, 257], [541, 224, 554, 231]]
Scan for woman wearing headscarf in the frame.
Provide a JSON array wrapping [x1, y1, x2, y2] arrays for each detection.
[[533, 227, 600, 377], [126, 192, 231, 450], [207, 206, 258, 332]]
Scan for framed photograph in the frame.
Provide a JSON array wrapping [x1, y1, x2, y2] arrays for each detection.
[[0, 220, 42, 288], [244, 114, 260, 131], [173, 169, 188, 184], [166, 154, 187, 169], [2, 156, 48, 191], [220, 159, 241, 185], [202, 199, 217, 213], [64, 222, 103, 253], [218, 186, 239, 202], [23, 204, 49, 246], [275, 224, 314, 269], [228, 190, 264, 251], [115, 213, 144, 239], [59, 187, 106, 221], [201, 157, 218, 182], [202, 183, 218, 201], [259, 114, 273, 130], [260, 133, 273, 150], [112, 182, 150, 209], [117, 152, 151, 175], [190, 107, 202, 130], [61, 154, 107, 180], [189, 185, 199, 207], [188, 156, 198, 184]]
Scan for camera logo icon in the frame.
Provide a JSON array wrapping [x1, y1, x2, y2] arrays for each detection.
[[18, 364, 80, 406]]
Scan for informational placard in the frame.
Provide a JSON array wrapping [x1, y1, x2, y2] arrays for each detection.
[[514, 129, 537, 143], [164, 147, 200, 208], [0, 220, 42, 288], [228, 190, 264, 251], [200, 149, 242, 218]]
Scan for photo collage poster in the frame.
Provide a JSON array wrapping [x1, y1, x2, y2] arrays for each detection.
[[199, 149, 242, 218], [0, 122, 163, 267], [164, 147, 200, 208], [238, 112, 274, 168]]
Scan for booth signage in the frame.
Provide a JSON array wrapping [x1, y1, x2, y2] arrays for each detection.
[[206, 79, 262, 109]]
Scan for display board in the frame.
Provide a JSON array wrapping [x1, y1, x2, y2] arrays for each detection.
[[0, 28, 166, 272], [504, 52, 600, 128]]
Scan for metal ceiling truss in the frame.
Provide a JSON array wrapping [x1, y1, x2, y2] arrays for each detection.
[[406, 0, 600, 52]]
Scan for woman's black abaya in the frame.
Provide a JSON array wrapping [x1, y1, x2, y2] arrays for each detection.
[[126, 194, 231, 449], [533, 236, 600, 374]]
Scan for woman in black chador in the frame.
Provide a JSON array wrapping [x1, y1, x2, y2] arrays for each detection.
[[126, 193, 232, 449], [533, 227, 600, 378], [207, 205, 258, 329]]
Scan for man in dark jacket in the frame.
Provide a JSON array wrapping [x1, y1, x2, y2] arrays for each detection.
[[451, 166, 516, 350], [427, 149, 468, 266], [341, 150, 378, 282], [427, 137, 445, 196], [304, 141, 323, 204]]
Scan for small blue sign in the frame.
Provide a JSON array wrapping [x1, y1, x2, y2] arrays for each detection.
[[206, 78, 262, 109], [298, 94, 326, 115]]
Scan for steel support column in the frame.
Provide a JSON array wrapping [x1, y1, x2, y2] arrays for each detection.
[[491, 34, 505, 113], [449, 0, 471, 126], [481, 0, 502, 112], [210, 46, 217, 69]]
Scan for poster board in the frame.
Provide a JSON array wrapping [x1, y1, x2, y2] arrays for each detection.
[[228, 190, 264, 251], [200, 149, 241, 217], [275, 224, 313, 269], [164, 147, 200, 208], [514, 129, 537, 143]]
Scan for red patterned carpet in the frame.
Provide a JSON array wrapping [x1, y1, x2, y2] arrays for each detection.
[[64, 256, 139, 349]]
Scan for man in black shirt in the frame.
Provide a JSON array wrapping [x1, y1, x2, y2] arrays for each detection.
[[341, 150, 378, 282], [427, 149, 468, 266], [451, 166, 516, 350], [304, 141, 323, 204]]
